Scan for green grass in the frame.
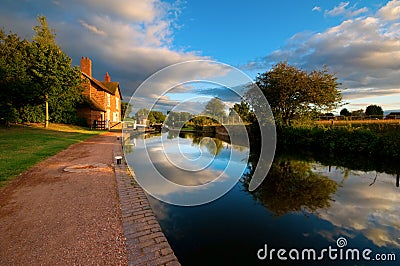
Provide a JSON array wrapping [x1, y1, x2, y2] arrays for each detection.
[[0, 124, 103, 186], [180, 126, 196, 131]]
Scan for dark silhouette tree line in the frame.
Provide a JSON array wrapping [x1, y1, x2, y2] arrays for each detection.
[[340, 105, 384, 118]]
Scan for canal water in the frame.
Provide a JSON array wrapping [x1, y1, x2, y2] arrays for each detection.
[[125, 132, 400, 265]]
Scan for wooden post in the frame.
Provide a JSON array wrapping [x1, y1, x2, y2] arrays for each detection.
[[45, 95, 49, 128]]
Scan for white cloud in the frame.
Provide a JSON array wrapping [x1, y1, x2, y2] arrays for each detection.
[[325, 1, 368, 18], [81, 0, 168, 22], [246, 2, 400, 108], [0, 0, 205, 100], [378, 0, 400, 20], [312, 6, 321, 12], [78, 19, 106, 36], [314, 167, 400, 249]]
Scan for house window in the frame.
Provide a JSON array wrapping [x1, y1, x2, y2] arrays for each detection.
[[113, 112, 119, 122], [116, 98, 119, 110], [107, 94, 110, 107]]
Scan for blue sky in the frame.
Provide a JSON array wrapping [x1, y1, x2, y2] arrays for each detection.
[[1, 0, 400, 113], [172, 0, 336, 64]]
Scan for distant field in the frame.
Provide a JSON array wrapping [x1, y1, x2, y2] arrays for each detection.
[[317, 119, 400, 126], [0, 124, 103, 187]]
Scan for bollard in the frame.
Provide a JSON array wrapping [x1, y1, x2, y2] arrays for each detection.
[[115, 156, 122, 165]]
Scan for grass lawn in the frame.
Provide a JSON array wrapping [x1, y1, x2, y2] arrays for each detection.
[[0, 123, 103, 187]]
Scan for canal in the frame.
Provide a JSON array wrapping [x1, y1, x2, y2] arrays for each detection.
[[125, 132, 400, 265]]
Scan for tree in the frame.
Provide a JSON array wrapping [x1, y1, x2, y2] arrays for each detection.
[[0, 30, 33, 126], [29, 16, 82, 126], [32, 15, 56, 127], [255, 62, 342, 126], [148, 111, 166, 124], [365, 105, 383, 117], [134, 108, 166, 124], [165, 111, 193, 128], [32, 16, 56, 47], [203, 97, 226, 121], [191, 115, 214, 129], [135, 108, 150, 121], [121, 102, 132, 119], [0, 16, 83, 126], [325, 113, 334, 117], [351, 109, 365, 117], [228, 100, 253, 124], [340, 108, 351, 116]]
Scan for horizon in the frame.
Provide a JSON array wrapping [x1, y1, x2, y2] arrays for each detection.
[[1, 0, 399, 114]]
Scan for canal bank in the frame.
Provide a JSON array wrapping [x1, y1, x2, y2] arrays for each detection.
[[113, 134, 180, 266]]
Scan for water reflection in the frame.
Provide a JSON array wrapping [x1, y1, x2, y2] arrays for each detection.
[[124, 132, 249, 206], [312, 164, 400, 249], [245, 149, 400, 248], [245, 158, 338, 216], [128, 133, 400, 264]]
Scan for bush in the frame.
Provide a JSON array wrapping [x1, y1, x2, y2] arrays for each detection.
[[277, 125, 400, 159]]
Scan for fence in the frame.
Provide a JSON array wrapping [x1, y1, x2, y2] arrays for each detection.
[[92, 120, 121, 130], [92, 120, 107, 129]]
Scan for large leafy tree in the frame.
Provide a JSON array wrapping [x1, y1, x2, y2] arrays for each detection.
[[340, 108, 351, 116], [365, 105, 383, 117], [148, 111, 166, 124], [203, 97, 226, 120], [0, 16, 82, 126], [0, 31, 33, 126], [29, 16, 82, 126], [32, 16, 57, 46], [228, 100, 253, 124], [255, 62, 342, 126]]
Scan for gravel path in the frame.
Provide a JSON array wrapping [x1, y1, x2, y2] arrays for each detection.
[[0, 132, 127, 265]]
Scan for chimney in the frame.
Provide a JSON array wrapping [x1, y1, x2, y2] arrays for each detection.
[[80, 57, 92, 77], [104, 72, 111, 82]]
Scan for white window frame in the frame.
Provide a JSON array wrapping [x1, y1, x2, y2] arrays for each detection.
[[106, 94, 110, 107], [113, 112, 119, 122]]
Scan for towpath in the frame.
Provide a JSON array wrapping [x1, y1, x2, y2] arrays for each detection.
[[0, 132, 179, 265]]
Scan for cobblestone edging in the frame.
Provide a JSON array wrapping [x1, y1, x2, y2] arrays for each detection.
[[113, 136, 180, 266]]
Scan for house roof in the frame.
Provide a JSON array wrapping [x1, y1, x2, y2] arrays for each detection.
[[82, 72, 112, 94], [82, 72, 123, 100], [101, 81, 123, 100]]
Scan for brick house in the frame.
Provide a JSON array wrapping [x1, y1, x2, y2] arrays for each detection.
[[78, 57, 122, 129]]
